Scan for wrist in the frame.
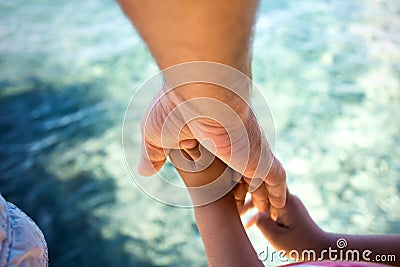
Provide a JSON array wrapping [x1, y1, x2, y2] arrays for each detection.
[[184, 170, 234, 207], [160, 61, 252, 118], [317, 231, 334, 251]]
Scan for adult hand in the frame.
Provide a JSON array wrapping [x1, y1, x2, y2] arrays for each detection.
[[138, 82, 286, 210]]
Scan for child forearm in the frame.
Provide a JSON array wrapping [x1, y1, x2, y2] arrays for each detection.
[[323, 233, 400, 266], [194, 191, 263, 267]]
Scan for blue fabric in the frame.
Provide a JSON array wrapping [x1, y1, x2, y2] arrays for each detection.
[[0, 194, 48, 267]]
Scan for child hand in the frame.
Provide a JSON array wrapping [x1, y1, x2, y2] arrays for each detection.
[[245, 193, 329, 260], [169, 140, 232, 187], [169, 141, 285, 214], [169, 140, 239, 206]]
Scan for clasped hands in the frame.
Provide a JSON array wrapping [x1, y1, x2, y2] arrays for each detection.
[[138, 85, 287, 212], [139, 86, 342, 262]]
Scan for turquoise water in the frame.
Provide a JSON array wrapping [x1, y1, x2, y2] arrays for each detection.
[[0, 0, 399, 266]]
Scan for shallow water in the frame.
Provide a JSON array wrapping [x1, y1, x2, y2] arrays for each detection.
[[0, 0, 399, 266]]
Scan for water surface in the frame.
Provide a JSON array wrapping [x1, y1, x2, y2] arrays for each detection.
[[1, 0, 399, 266]]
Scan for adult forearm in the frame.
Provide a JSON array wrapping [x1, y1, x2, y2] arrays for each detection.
[[117, 0, 258, 74], [118, 0, 258, 116], [194, 191, 263, 267]]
